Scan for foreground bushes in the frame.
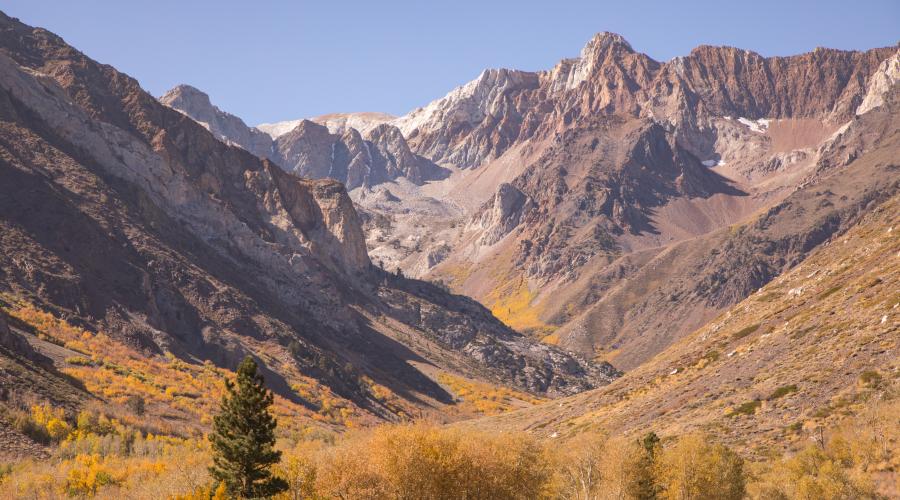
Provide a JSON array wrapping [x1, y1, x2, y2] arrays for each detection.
[[289, 424, 553, 499], [0, 402, 211, 499], [748, 400, 899, 499], [655, 434, 745, 500], [7, 404, 72, 444], [1, 402, 897, 498], [554, 431, 744, 500], [1, 448, 210, 499], [268, 425, 747, 500]]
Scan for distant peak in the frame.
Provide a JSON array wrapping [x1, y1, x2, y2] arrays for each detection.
[[163, 84, 204, 97], [688, 44, 761, 59], [282, 119, 331, 137], [583, 31, 634, 56], [167, 83, 203, 94], [547, 32, 637, 92], [477, 67, 529, 78], [160, 84, 211, 107]]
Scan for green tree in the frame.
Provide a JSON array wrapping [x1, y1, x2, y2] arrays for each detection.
[[628, 432, 661, 500], [209, 356, 288, 498]]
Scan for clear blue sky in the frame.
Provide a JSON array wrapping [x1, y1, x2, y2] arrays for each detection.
[[3, 1, 897, 125]]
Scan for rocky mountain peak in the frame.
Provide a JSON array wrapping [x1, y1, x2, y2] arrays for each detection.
[[394, 67, 540, 141], [547, 32, 640, 92], [366, 122, 406, 143], [283, 118, 328, 138], [395, 32, 662, 168], [391, 67, 541, 168], [266, 117, 447, 189], [160, 83, 446, 189], [160, 83, 275, 160], [161, 84, 212, 108], [582, 31, 635, 57]]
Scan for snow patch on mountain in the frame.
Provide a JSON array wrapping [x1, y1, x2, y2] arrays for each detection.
[[257, 119, 304, 139], [311, 112, 395, 135], [737, 117, 771, 133], [259, 112, 395, 139]]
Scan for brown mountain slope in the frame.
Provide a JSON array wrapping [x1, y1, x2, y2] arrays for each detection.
[[421, 38, 898, 371], [469, 188, 899, 456], [532, 88, 900, 369], [0, 10, 615, 433]]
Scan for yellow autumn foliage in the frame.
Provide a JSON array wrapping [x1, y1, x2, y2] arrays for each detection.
[[487, 277, 554, 335], [4, 301, 345, 434], [437, 372, 543, 415], [308, 423, 554, 500], [654, 434, 745, 500], [1, 300, 897, 499], [2, 401, 898, 499]]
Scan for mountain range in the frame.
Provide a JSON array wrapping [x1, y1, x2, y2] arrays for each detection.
[[162, 32, 898, 373], [0, 8, 897, 475], [0, 11, 618, 459]]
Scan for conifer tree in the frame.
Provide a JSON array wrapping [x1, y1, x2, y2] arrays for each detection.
[[209, 356, 288, 498], [628, 431, 660, 500]]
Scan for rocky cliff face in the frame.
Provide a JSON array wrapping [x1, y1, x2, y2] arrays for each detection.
[[414, 34, 897, 370], [658, 45, 893, 122], [159, 84, 275, 161], [0, 11, 616, 422], [468, 183, 535, 247], [272, 119, 449, 189], [395, 34, 895, 171], [164, 87, 448, 190], [857, 50, 900, 115], [393, 68, 542, 168]]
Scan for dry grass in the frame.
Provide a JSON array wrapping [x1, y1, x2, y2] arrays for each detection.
[[470, 195, 900, 466], [437, 372, 543, 416]]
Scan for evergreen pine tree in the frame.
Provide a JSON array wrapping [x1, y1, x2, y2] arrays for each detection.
[[629, 431, 660, 500], [209, 356, 288, 498]]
